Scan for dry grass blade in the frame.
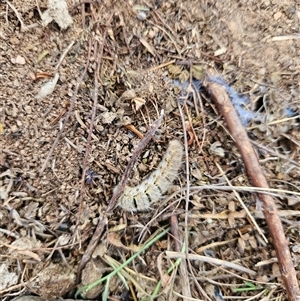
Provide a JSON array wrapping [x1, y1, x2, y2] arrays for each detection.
[[166, 251, 257, 276], [139, 36, 158, 58], [177, 100, 193, 301], [76, 228, 169, 298], [215, 162, 268, 243]]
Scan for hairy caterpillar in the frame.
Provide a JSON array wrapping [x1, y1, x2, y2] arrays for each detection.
[[117, 140, 183, 212]]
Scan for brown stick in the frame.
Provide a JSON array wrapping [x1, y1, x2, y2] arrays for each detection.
[[76, 110, 164, 284], [204, 69, 300, 301], [106, 110, 164, 213]]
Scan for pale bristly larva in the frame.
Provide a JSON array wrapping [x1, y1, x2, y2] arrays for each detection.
[[117, 140, 183, 212]]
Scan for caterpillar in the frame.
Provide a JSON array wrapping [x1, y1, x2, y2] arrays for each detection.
[[117, 140, 183, 212]]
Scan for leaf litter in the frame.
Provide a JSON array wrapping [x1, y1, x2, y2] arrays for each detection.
[[1, 0, 300, 300]]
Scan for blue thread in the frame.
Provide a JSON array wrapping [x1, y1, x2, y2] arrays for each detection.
[[283, 108, 298, 117]]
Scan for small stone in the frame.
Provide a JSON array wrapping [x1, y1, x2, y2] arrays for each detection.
[[24, 106, 32, 114], [148, 27, 159, 39], [137, 11, 147, 21], [9, 37, 20, 45], [257, 68, 266, 75], [13, 79, 20, 87], [12, 55, 26, 65], [101, 111, 117, 124], [11, 125, 18, 133], [274, 11, 282, 21]]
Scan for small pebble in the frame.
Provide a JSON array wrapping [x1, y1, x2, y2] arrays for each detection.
[[12, 55, 26, 65], [137, 11, 147, 21]]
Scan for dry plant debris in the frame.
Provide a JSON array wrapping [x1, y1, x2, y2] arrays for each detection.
[[1, 0, 300, 301], [205, 69, 300, 301]]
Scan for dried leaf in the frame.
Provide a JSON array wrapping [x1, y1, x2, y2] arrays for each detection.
[[36, 73, 59, 99], [101, 111, 118, 124], [41, 0, 73, 29], [185, 121, 195, 145], [214, 47, 227, 56], [210, 141, 225, 157], [107, 232, 125, 249], [0, 264, 18, 290], [191, 65, 204, 80], [168, 64, 183, 77], [157, 253, 171, 288], [139, 37, 156, 57], [178, 69, 189, 82], [237, 237, 246, 255], [132, 97, 146, 111]]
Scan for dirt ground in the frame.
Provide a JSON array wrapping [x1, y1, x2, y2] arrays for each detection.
[[1, 0, 300, 300]]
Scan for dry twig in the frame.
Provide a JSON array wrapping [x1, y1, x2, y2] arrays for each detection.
[[106, 110, 164, 213], [178, 100, 213, 301], [76, 110, 164, 283], [6, 0, 33, 31], [39, 40, 92, 175], [176, 101, 193, 300], [204, 69, 300, 301], [75, 27, 109, 232]]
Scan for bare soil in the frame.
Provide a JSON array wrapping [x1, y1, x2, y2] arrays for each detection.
[[1, 0, 300, 300]]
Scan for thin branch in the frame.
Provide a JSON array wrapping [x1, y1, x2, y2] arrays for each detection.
[[175, 101, 192, 300], [54, 41, 75, 70], [76, 110, 164, 283], [178, 101, 211, 301], [39, 40, 92, 175], [75, 12, 113, 283], [6, 1, 28, 31], [106, 110, 164, 213], [177, 101, 192, 300], [75, 37, 102, 230], [204, 69, 300, 301]]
